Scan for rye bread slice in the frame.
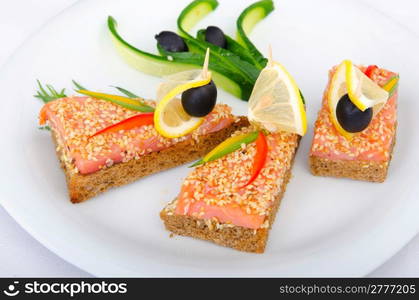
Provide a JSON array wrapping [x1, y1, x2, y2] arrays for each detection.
[[52, 117, 249, 203], [309, 133, 396, 183], [160, 135, 300, 253]]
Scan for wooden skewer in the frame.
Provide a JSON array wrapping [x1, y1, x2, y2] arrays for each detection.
[[202, 48, 210, 78], [268, 45, 273, 67]]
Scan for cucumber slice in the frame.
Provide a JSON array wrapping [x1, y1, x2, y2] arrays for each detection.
[[236, 0, 274, 67], [177, 0, 219, 39], [108, 16, 244, 99], [108, 16, 196, 76]]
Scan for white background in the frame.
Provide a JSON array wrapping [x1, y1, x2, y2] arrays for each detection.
[[0, 0, 418, 277]]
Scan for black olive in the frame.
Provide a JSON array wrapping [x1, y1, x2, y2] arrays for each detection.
[[336, 94, 372, 132], [155, 31, 188, 52], [205, 26, 227, 49], [181, 81, 217, 117]]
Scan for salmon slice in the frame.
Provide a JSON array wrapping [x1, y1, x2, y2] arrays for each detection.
[[175, 127, 299, 229], [40, 96, 234, 174]]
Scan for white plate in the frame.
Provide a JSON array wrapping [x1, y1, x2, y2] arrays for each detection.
[[0, 0, 418, 277]]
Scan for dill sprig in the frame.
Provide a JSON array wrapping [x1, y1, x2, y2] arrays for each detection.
[[34, 80, 66, 103], [35, 79, 145, 109], [38, 125, 51, 131], [73, 80, 139, 99], [72, 79, 87, 91], [111, 86, 139, 98]]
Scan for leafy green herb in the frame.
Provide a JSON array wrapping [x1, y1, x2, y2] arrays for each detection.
[[156, 43, 256, 99], [72, 80, 87, 91], [35, 79, 153, 111], [76, 89, 155, 112], [111, 86, 139, 98], [38, 125, 51, 131], [177, 1, 260, 84], [72, 80, 142, 101], [196, 29, 260, 69], [34, 80, 66, 103], [39, 125, 51, 131]]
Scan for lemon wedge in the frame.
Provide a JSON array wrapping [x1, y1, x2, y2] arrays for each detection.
[[154, 50, 211, 138], [345, 60, 388, 113], [328, 60, 389, 139], [248, 53, 306, 136]]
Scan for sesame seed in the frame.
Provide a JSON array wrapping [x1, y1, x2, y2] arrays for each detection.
[[42, 97, 234, 174], [175, 126, 299, 228]]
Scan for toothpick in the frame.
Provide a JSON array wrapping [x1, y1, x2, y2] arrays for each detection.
[[268, 45, 273, 67], [202, 48, 210, 78]]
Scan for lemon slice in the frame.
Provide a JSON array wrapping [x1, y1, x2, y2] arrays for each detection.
[[154, 50, 212, 138], [345, 60, 388, 113], [248, 60, 307, 136], [328, 60, 389, 139], [327, 61, 354, 139]]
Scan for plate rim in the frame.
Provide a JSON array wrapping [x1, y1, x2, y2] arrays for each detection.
[[1, 0, 418, 277]]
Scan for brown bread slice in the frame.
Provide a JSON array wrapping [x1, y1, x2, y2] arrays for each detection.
[[160, 135, 300, 253], [52, 117, 249, 203], [309, 134, 396, 183]]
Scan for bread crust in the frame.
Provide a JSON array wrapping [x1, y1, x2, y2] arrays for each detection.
[[160, 136, 300, 253], [52, 117, 249, 203], [309, 134, 396, 183]]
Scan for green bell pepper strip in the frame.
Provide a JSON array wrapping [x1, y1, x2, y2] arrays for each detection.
[[77, 89, 155, 112], [382, 75, 399, 97], [236, 0, 274, 68], [190, 131, 259, 167]]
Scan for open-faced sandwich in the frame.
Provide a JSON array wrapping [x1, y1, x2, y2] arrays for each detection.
[[161, 50, 307, 253], [309, 61, 399, 182], [37, 51, 247, 202]]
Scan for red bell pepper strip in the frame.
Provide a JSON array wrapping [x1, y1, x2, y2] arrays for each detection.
[[89, 112, 154, 138], [240, 131, 268, 188], [364, 65, 378, 79]]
